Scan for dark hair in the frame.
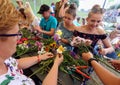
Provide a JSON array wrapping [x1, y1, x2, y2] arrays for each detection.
[[88, 4, 105, 18], [38, 4, 50, 14], [65, 3, 77, 18], [51, 3, 54, 6], [77, 17, 80, 21]]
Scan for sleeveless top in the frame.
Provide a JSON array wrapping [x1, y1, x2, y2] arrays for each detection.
[[0, 57, 35, 85]]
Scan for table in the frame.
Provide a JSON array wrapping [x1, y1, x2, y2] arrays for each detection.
[[29, 64, 83, 85]]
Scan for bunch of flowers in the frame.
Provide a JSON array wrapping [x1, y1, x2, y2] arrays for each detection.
[[53, 29, 62, 41], [16, 28, 41, 57], [29, 32, 87, 81], [71, 36, 92, 56]]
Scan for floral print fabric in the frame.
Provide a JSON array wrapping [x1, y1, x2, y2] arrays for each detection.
[[0, 57, 35, 85]]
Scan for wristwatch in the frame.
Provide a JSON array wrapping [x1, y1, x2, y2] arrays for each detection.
[[88, 58, 98, 66]]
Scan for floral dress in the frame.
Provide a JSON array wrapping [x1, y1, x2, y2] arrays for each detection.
[[0, 57, 35, 85]]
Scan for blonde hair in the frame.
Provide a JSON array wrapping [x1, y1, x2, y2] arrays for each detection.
[[23, 2, 35, 25], [0, 0, 21, 34], [88, 4, 105, 18]]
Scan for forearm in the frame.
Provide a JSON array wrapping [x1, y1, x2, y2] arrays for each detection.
[[59, 4, 65, 18], [91, 60, 120, 85], [61, 38, 69, 44], [42, 30, 54, 36], [105, 46, 114, 54], [18, 56, 40, 69], [42, 63, 59, 85]]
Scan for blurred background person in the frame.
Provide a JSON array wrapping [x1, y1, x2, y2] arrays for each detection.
[[34, 4, 57, 39]]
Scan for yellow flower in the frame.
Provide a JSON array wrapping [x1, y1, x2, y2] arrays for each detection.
[[50, 42, 57, 48], [57, 45, 65, 53], [56, 30, 62, 36], [118, 53, 120, 57], [24, 40, 28, 45]]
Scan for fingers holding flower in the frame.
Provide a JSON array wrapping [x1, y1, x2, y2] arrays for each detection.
[[54, 53, 64, 66], [82, 52, 93, 62], [85, 39, 92, 46], [40, 52, 54, 60], [71, 36, 92, 46]]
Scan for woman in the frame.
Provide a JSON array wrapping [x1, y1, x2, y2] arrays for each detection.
[[0, 0, 54, 85], [57, 4, 77, 50], [73, 5, 114, 58]]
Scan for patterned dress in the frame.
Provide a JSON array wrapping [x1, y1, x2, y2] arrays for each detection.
[[0, 57, 35, 85]]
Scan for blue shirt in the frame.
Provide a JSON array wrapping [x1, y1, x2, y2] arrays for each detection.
[[40, 15, 57, 39]]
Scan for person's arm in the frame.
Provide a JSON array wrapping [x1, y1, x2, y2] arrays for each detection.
[[60, 38, 69, 44], [34, 24, 55, 36], [101, 37, 114, 55], [17, 52, 53, 69], [41, 28, 55, 36], [42, 54, 63, 85], [82, 52, 120, 85], [98, 28, 114, 55], [40, 18, 57, 36], [59, 0, 69, 18]]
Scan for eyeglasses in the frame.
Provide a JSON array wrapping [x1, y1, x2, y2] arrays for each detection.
[[0, 31, 22, 40]]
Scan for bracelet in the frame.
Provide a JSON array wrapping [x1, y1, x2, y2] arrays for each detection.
[[88, 58, 98, 66], [37, 55, 41, 63]]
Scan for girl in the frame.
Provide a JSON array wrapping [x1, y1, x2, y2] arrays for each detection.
[[73, 5, 115, 58]]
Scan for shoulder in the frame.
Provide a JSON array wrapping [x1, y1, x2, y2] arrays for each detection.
[[97, 27, 106, 34], [40, 18, 44, 22], [50, 16, 57, 21], [75, 25, 85, 32]]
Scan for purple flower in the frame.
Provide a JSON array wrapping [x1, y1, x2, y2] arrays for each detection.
[[70, 51, 79, 59], [35, 41, 42, 50], [53, 34, 59, 41]]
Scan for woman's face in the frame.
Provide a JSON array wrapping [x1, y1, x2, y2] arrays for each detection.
[[63, 13, 74, 25], [0, 24, 20, 57], [87, 13, 103, 29]]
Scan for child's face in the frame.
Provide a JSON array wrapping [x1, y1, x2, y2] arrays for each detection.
[[63, 13, 74, 25], [87, 14, 103, 29]]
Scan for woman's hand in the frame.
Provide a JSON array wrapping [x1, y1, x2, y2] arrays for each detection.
[[54, 53, 64, 66], [82, 52, 93, 62], [40, 52, 54, 60]]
